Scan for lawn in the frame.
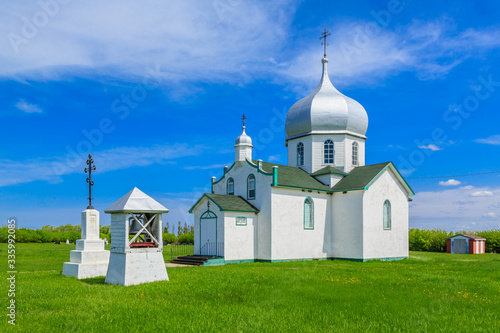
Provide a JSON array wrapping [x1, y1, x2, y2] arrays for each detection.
[[1, 244, 499, 332]]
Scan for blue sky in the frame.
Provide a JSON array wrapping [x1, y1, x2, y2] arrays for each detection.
[[1, 0, 500, 231]]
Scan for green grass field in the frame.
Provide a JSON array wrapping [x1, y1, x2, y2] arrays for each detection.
[[1, 244, 499, 332]]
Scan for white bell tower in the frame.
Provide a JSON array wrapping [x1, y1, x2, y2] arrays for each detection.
[[104, 187, 169, 286]]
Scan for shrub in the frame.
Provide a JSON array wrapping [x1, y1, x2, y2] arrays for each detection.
[[178, 231, 194, 244], [409, 229, 454, 252], [163, 233, 177, 244], [100, 233, 111, 242], [0, 226, 8, 242]]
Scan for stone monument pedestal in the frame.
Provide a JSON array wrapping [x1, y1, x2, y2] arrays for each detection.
[[62, 209, 110, 279]]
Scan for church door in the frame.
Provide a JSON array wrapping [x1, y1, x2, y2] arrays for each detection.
[[199, 207, 218, 256]]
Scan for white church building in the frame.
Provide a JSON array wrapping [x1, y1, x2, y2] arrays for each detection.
[[189, 53, 414, 263]]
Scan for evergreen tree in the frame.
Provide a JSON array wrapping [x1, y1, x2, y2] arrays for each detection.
[[177, 221, 182, 236]]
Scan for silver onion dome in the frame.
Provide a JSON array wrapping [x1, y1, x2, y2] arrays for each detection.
[[285, 58, 368, 140], [235, 126, 252, 146]]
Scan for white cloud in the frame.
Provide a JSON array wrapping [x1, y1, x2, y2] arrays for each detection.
[[474, 135, 500, 146], [418, 144, 443, 151], [439, 179, 461, 186], [281, 19, 500, 92], [482, 212, 497, 219], [15, 99, 42, 113], [0, 143, 205, 187], [460, 185, 475, 190], [0, 0, 294, 84], [470, 191, 494, 197], [1, 5, 499, 92], [410, 186, 500, 231]]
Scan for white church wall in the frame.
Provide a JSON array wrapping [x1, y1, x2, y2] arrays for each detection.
[[270, 188, 331, 260], [223, 212, 257, 261], [362, 169, 409, 260], [211, 160, 273, 260], [331, 191, 364, 259]]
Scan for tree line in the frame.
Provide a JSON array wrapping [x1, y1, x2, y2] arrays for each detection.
[[409, 229, 499, 253], [0, 221, 194, 245]]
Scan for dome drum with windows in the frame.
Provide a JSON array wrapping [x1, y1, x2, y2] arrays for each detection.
[[285, 51, 368, 173]]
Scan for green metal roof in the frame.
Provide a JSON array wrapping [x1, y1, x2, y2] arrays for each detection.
[[331, 161, 414, 196], [255, 160, 332, 192], [332, 162, 390, 192], [310, 165, 347, 177], [188, 193, 260, 213]]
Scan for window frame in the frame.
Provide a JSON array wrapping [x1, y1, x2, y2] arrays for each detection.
[[383, 200, 391, 230], [227, 178, 234, 196], [352, 141, 359, 166], [303, 197, 314, 230], [297, 142, 304, 166], [323, 139, 334, 164], [247, 174, 256, 200]]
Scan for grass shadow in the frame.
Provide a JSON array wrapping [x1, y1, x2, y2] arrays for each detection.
[[80, 277, 106, 285]]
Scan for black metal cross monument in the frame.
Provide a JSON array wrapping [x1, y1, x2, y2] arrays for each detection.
[[85, 154, 96, 209]]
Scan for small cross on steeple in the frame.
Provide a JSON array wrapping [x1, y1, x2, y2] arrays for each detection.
[[320, 28, 332, 58], [242, 114, 247, 127]]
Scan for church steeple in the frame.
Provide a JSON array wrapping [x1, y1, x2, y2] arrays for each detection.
[[285, 29, 368, 173], [234, 114, 253, 162]]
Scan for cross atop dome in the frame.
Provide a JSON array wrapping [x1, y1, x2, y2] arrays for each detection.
[[320, 28, 331, 58], [234, 114, 253, 162]]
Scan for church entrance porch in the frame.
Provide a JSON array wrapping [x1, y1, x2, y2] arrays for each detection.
[[200, 241, 224, 256], [198, 206, 224, 257]]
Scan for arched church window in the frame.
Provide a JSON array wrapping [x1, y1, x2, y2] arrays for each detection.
[[247, 174, 256, 200], [304, 197, 314, 229], [297, 142, 304, 166], [352, 142, 359, 166], [324, 140, 334, 164], [227, 178, 234, 196], [383, 200, 391, 230]]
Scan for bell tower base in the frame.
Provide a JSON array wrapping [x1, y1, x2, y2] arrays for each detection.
[[105, 250, 168, 286]]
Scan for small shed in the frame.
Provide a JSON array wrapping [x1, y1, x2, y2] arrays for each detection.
[[447, 234, 486, 254]]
